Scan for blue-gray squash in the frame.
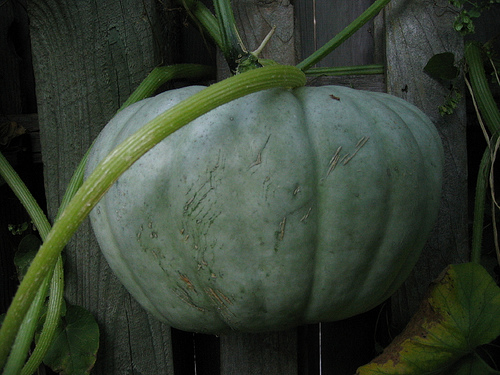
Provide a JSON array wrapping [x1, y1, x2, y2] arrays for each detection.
[[85, 85, 443, 333]]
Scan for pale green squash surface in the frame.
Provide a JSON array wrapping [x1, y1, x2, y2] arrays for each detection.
[[85, 85, 443, 333]]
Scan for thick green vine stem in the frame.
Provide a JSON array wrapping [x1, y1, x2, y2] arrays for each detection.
[[465, 42, 500, 134], [3, 269, 53, 374], [0, 152, 61, 374], [212, 0, 247, 73], [296, 0, 391, 71], [20, 257, 64, 375], [212, 0, 263, 73], [179, 0, 223, 50], [0, 153, 51, 238], [0, 65, 306, 367], [304, 64, 384, 77], [119, 64, 215, 111], [472, 148, 492, 264], [465, 42, 500, 264]]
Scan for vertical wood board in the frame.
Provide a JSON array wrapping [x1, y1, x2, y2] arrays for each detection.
[[28, 0, 177, 373], [295, 0, 378, 67], [384, 0, 468, 330]]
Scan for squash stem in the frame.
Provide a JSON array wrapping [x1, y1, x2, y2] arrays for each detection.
[[179, 0, 223, 50], [0, 152, 61, 374], [119, 64, 215, 111], [471, 148, 492, 264], [464, 42, 500, 135], [304, 64, 385, 77], [296, 0, 391, 71], [213, 0, 247, 73], [0, 65, 306, 367], [465, 42, 500, 264], [20, 257, 64, 375]]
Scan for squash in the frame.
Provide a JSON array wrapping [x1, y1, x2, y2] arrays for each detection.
[[85, 85, 443, 333]]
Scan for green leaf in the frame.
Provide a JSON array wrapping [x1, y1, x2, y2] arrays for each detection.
[[448, 353, 500, 374], [43, 304, 99, 374], [424, 52, 460, 81], [13, 234, 41, 281], [356, 263, 500, 374]]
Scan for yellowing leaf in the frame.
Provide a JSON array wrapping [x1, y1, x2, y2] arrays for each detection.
[[356, 263, 500, 374]]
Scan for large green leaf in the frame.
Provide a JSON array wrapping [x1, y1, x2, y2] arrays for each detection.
[[43, 303, 99, 374], [356, 263, 500, 374]]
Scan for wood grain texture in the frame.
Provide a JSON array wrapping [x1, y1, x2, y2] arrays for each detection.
[[384, 0, 468, 330], [28, 0, 176, 373], [307, 74, 385, 92], [295, 0, 377, 67], [220, 330, 298, 375]]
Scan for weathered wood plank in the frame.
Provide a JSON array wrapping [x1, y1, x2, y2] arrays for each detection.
[[307, 74, 385, 92], [295, 0, 378, 67], [220, 330, 298, 375], [384, 0, 468, 330], [28, 0, 177, 373], [0, 0, 36, 115]]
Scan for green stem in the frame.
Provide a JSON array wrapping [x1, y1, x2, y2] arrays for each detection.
[[179, 0, 223, 49], [119, 64, 215, 111], [21, 257, 64, 375], [304, 64, 385, 77], [0, 154, 51, 239], [0, 65, 306, 367], [212, 0, 253, 73], [465, 42, 500, 135], [0, 153, 63, 375], [471, 147, 492, 264], [296, 0, 391, 71], [3, 271, 52, 375], [465, 41, 500, 264]]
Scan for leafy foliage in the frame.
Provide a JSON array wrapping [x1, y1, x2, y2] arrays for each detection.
[[42, 304, 99, 374], [450, 0, 500, 35], [356, 263, 500, 374], [13, 234, 41, 281], [423, 52, 463, 116]]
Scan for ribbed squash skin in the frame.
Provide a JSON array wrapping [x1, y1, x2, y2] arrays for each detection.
[[85, 85, 443, 333]]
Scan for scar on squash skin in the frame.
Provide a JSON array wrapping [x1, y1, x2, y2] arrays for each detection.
[[327, 136, 370, 175], [205, 288, 234, 319], [279, 216, 286, 240], [300, 207, 312, 222], [184, 196, 195, 212], [174, 289, 205, 311], [327, 146, 342, 175], [343, 136, 369, 165], [249, 134, 272, 168], [179, 273, 196, 291]]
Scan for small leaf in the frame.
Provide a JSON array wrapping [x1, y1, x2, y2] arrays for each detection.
[[43, 303, 99, 374], [424, 52, 460, 80], [13, 234, 41, 281], [356, 263, 500, 374]]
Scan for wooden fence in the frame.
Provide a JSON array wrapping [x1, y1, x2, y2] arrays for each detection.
[[1, 0, 476, 373]]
